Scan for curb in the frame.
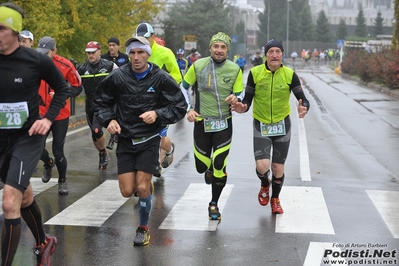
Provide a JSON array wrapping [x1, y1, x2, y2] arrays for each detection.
[[68, 113, 87, 129]]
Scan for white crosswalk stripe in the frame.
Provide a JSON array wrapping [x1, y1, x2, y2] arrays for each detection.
[[159, 183, 233, 231], [304, 242, 348, 266], [276, 186, 335, 235], [45, 180, 128, 227], [366, 190, 399, 238]]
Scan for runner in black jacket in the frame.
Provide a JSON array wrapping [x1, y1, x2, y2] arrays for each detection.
[[0, 3, 69, 265], [77, 41, 118, 170], [93, 36, 187, 246]]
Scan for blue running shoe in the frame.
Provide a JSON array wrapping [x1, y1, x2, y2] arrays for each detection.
[[208, 202, 221, 220]]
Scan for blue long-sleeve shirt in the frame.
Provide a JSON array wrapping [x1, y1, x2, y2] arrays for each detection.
[[235, 57, 248, 67]]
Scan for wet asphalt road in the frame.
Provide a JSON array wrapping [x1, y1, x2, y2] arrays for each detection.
[[1, 63, 399, 266]]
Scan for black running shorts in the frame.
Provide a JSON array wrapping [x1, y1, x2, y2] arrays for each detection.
[[253, 116, 291, 164], [116, 135, 161, 176], [0, 132, 46, 192]]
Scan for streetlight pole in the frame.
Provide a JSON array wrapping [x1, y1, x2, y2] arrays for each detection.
[[267, 0, 270, 41], [287, 0, 292, 58]]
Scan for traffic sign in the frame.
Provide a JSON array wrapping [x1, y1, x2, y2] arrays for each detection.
[[184, 42, 197, 50], [183, 35, 198, 42], [337, 39, 345, 48], [231, 35, 238, 43]]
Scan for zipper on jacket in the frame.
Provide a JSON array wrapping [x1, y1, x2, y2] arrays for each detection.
[[270, 71, 277, 124]]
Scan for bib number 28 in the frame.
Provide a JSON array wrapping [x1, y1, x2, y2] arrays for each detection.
[[0, 102, 29, 129]]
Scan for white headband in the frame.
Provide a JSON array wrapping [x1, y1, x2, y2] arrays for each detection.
[[126, 41, 152, 56]]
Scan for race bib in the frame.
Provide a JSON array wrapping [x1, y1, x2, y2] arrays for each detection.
[[131, 134, 159, 145], [204, 118, 228, 133], [0, 102, 29, 129], [260, 120, 286, 137]]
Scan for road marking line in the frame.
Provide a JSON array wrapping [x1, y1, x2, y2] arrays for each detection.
[[45, 180, 128, 227], [0, 178, 57, 216], [304, 242, 347, 266], [159, 183, 234, 231], [276, 186, 335, 234], [293, 96, 311, 181], [298, 118, 311, 181], [366, 190, 399, 238]]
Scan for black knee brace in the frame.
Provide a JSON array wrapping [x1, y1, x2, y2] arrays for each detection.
[[92, 127, 103, 141]]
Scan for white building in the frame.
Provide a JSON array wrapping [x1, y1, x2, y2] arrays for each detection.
[[310, 0, 394, 29], [229, 0, 263, 48]]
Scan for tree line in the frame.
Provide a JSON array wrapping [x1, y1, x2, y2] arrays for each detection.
[[5, 0, 162, 63]]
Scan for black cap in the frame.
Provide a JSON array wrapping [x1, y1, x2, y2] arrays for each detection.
[[108, 37, 120, 46], [264, 39, 284, 55]]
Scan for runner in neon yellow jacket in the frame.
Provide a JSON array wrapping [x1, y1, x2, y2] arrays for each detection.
[[135, 23, 181, 84], [232, 39, 309, 215], [182, 32, 243, 220]]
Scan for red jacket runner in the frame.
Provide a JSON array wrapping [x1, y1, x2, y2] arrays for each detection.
[[38, 53, 82, 120]]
